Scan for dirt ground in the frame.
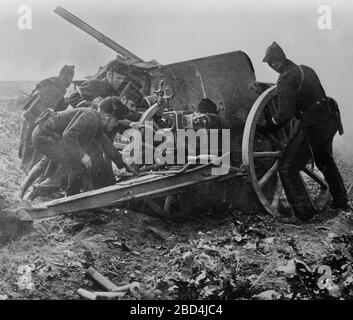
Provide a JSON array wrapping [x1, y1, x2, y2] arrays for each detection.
[[1, 101, 353, 300]]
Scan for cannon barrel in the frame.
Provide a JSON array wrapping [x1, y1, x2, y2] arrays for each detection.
[[54, 6, 144, 64]]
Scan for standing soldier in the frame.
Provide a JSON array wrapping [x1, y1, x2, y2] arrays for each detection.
[[31, 97, 130, 196], [261, 42, 348, 222], [19, 65, 75, 173]]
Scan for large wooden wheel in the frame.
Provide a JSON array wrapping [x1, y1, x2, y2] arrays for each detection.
[[242, 86, 330, 216]]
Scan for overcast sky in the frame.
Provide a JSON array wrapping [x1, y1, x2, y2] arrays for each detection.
[[0, 0, 352, 148]]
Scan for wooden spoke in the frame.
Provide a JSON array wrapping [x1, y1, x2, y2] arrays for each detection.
[[258, 160, 279, 188], [253, 151, 282, 158], [271, 176, 282, 209], [164, 195, 174, 213], [302, 167, 327, 189]]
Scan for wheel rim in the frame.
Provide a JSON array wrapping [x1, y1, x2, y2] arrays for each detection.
[[242, 86, 329, 216]]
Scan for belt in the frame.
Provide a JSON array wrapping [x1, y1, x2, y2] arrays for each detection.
[[299, 97, 328, 114], [305, 97, 328, 108], [302, 97, 344, 135]]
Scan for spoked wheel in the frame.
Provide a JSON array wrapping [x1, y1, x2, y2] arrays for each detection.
[[242, 86, 330, 216], [114, 103, 177, 216]]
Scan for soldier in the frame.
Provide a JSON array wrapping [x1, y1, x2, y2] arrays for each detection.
[[197, 98, 218, 114], [68, 59, 148, 111], [69, 59, 154, 136], [19, 63, 154, 200], [31, 96, 130, 196], [19, 65, 75, 173], [261, 42, 348, 222], [193, 98, 221, 130]]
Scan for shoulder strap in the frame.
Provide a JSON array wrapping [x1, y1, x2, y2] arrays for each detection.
[[297, 65, 305, 94]]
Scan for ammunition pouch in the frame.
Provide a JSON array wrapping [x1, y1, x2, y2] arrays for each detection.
[[300, 97, 344, 134], [326, 97, 344, 135]]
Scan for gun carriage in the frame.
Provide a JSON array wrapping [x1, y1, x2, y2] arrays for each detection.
[[25, 7, 329, 220]]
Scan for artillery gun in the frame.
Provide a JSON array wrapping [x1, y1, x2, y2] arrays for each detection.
[[25, 6, 330, 220]]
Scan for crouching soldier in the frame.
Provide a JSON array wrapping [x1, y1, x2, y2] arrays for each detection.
[[31, 96, 130, 196]]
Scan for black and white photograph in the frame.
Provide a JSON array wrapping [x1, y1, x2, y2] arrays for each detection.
[[0, 0, 352, 307]]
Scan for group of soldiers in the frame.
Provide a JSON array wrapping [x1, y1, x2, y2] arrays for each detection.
[[17, 42, 350, 224], [18, 59, 148, 199]]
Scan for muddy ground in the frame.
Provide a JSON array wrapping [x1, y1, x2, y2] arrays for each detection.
[[1, 100, 353, 300]]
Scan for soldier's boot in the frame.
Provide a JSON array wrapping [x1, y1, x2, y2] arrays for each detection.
[[319, 163, 349, 210], [26, 176, 64, 201], [66, 169, 84, 196], [27, 185, 63, 201], [18, 162, 45, 199]]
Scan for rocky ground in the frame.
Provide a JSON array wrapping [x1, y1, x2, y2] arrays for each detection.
[[1, 99, 353, 300]]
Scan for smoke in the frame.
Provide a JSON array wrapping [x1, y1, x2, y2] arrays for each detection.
[[0, 0, 352, 159]]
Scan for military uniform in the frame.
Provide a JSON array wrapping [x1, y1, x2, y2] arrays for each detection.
[[68, 77, 151, 146], [68, 78, 118, 107], [263, 42, 348, 221], [32, 107, 125, 196], [19, 70, 73, 173]]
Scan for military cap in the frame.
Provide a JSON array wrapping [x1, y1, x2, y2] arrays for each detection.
[[59, 64, 75, 78], [263, 42, 286, 63], [99, 96, 129, 120], [106, 59, 130, 76]]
